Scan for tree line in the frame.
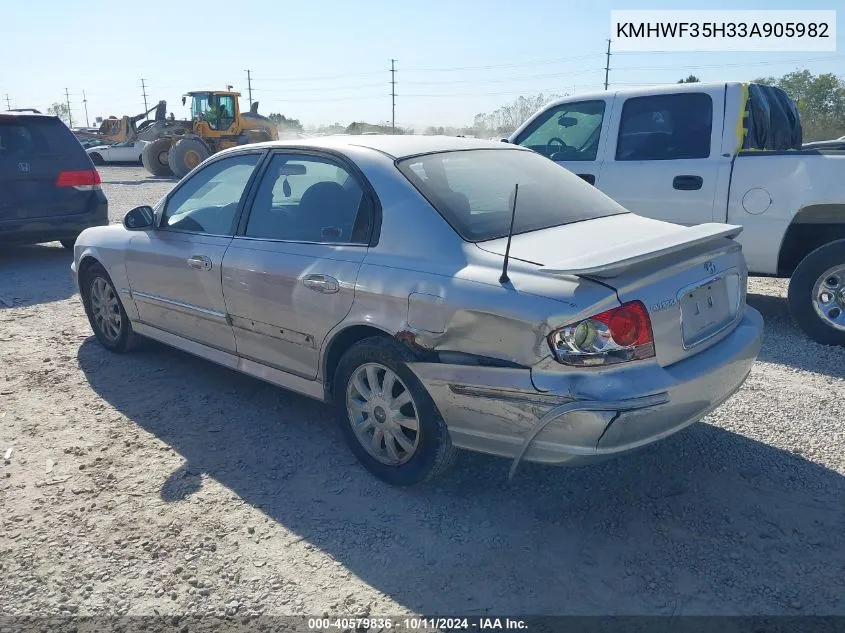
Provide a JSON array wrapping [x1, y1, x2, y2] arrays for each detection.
[[40, 68, 844, 143]]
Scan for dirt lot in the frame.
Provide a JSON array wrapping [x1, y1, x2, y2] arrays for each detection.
[[1, 165, 844, 618]]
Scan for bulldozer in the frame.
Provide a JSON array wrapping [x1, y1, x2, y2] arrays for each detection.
[[141, 90, 278, 178], [74, 101, 174, 145]]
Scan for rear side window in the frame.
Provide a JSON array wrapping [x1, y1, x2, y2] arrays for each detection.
[[397, 148, 627, 242], [0, 117, 81, 157], [616, 93, 712, 161]]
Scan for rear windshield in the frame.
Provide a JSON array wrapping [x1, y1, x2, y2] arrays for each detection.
[[396, 148, 627, 242], [0, 117, 81, 157]]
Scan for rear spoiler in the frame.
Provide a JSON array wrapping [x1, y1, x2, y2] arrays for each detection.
[[538, 223, 743, 278]]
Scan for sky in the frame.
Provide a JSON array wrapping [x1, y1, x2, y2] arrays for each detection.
[[1, 0, 842, 130]]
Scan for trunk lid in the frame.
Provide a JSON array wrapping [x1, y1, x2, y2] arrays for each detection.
[[477, 214, 748, 366], [0, 115, 96, 222]]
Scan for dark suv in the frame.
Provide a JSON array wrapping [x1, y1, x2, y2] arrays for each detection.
[[1, 112, 108, 249]]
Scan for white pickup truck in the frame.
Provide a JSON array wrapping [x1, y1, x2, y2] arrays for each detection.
[[508, 81, 845, 346]]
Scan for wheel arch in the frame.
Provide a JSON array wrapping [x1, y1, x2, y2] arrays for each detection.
[[75, 249, 140, 321], [321, 324, 394, 396], [777, 204, 845, 276]]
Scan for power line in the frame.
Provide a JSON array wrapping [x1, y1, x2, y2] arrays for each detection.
[[4, 94, 10, 110], [614, 54, 841, 71], [390, 59, 397, 134], [253, 71, 386, 83], [402, 53, 604, 73], [604, 39, 612, 90], [402, 68, 600, 86], [245, 69, 253, 105]]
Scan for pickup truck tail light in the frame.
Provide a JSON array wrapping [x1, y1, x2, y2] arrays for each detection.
[[547, 301, 655, 366], [55, 169, 102, 191]]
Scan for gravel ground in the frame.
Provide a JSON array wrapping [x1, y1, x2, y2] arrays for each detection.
[[1, 165, 844, 618]]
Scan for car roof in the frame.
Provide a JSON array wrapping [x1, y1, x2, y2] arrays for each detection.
[[232, 134, 525, 159], [1, 111, 58, 121]]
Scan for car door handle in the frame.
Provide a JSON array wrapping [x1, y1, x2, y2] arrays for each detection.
[[303, 274, 339, 294], [187, 255, 212, 271], [673, 175, 703, 191]]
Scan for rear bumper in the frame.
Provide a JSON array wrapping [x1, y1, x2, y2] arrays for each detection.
[[0, 194, 108, 245], [407, 306, 763, 469]]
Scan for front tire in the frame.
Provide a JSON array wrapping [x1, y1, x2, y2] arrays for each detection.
[[142, 138, 173, 177], [81, 263, 140, 353], [788, 240, 845, 346], [168, 137, 211, 179], [333, 337, 455, 486]]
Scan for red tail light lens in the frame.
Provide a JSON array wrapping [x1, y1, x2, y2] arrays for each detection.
[[547, 300, 655, 366], [55, 170, 101, 189]]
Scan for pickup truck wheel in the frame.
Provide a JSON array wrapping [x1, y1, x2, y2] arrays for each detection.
[[788, 241, 845, 346], [333, 337, 456, 486], [81, 263, 140, 353]]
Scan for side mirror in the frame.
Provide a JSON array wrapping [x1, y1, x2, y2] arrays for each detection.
[[499, 138, 510, 143], [124, 205, 155, 231]]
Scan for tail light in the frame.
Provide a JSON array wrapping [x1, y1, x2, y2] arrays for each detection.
[[547, 300, 655, 366], [55, 170, 101, 191]]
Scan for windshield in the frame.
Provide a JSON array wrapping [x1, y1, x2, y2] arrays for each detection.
[[396, 148, 628, 242]]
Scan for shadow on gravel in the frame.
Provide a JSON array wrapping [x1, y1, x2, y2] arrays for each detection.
[[0, 244, 75, 308], [747, 292, 845, 379], [78, 336, 845, 616]]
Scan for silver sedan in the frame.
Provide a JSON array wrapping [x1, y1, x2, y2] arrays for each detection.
[[70, 136, 763, 486]]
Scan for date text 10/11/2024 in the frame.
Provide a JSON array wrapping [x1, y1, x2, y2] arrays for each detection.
[[307, 617, 529, 630]]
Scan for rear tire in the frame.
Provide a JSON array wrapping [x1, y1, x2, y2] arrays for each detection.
[[168, 137, 211, 179], [89, 153, 104, 166], [142, 138, 173, 177], [333, 337, 456, 486], [788, 240, 845, 346], [80, 263, 141, 353]]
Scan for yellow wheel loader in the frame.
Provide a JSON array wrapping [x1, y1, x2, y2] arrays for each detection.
[[141, 91, 278, 178]]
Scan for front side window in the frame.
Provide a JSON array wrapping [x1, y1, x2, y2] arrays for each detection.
[[245, 154, 371, 244], [515, 100, 606, 161], [162, 153, 261, 235], [397, 148, 627, 242], [191, 93, 236, 131], [616, 93, 713, 161]]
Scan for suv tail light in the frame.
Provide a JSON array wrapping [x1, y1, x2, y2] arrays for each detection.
[[55, 169, 101, 191], [547, 300, 655, 366]]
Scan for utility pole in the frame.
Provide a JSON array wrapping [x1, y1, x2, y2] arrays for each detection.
[[141, 78, 149, 118], [82, 90, 90, 127], [390, 59, 397, 134], [4, 94, 10, 110], [245, 69, 253, 106], [65, 88, 73, 128], [604, 39, 611, 91]]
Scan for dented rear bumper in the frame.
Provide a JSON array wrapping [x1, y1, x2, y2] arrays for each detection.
[[406, 306, 762, 472]]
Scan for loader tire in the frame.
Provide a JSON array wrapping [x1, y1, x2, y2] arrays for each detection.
[[142, 138, 173, 178], [168, 137, 211, 179]]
